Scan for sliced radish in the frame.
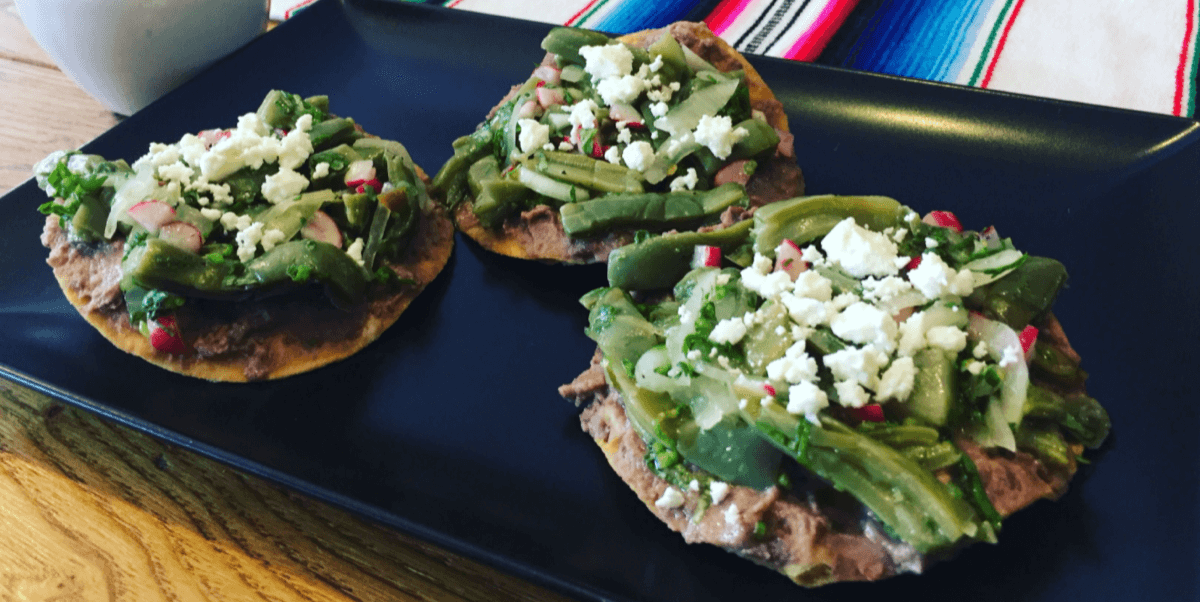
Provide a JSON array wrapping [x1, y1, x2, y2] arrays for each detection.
[[773, 239, 806, 281], [590, 139, 608, 159], [692, 245, 722, 268], [344, 160, 376, 188], [149, 315, 186, 354], [300, 210, 343, 248], [127, 200, 177, 231], [979, 225, 1001, 248], [532, 64, 562, 85], [536, 86, 565, 108], [850, 404, 885, 423], [923, 210, 963, 233], [197, 128, 230, 149], [158, 221, 203, 253], [1018, 324, 1039, 356], [904, 255, 921, 271], [517, 98, 543, 119], [355, 179, 383, 194], [763, 384, 777, 397]]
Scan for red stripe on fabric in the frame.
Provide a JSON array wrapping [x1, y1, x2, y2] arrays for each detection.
[[1174, 0, 1196, 116], [446, 0, 464, 7], [567, 0, 604, 26], [980, 0, 1025, 88], [782, 0, 859, 62], [706, 0, 755, 36]]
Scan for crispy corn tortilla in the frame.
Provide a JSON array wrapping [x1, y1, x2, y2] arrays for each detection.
[[560, 313, 1087, 586], [42, 168, 454, 382], [456, 22, 804, 264]]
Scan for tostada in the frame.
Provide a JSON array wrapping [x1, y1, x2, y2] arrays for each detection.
[[35, 90, 454, 381], [433, 22, 803, 263], [561, 195, 1110, 585]]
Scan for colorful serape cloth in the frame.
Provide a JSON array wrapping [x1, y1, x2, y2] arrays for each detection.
[[271, 0, 1200, 117]]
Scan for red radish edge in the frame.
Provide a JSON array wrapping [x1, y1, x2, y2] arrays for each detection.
[[536, 87, 564, 108], [1018, 325, 1039, 356], [905, 255, 921, 271], [344, 160, 375, 188], [763, 384, 777, 397], [692, 245, 721, 268], [158, 221, 203, 253], [300, 210, 343, 248], [355, 179, 383, 194], [517, 98, 542, 119], [851, 404, 885, 423], [127, 200, 177, 231], [923, 210, 963, 233], [532, 65, 561, 85], [150, 315, 186, 354], [774, 239, 807, 281]]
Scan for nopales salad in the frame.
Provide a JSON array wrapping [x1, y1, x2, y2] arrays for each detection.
[[36, 90, 429, 353], [433, 26, 785, 236], [582, 195, 1110, 554]]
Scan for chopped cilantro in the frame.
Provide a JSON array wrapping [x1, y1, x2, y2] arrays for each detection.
[[287, 264, 314, 283]]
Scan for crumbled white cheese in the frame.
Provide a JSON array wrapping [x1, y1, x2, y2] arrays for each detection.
[[780, 294, 828, 327], [973, 340, 990, 359], [669, 167, 699, 191], [568, 99, 600, 130], [766, 344, 818, 383], [710, 481, 730, 504], [312, 162, 331, 179], [823, 345, 888, 389], [596, 74, 647, 106], [821, 217, 901, 278], [692, 114, 748, 160], [724, 503, 740, 525], [235, 222, 265, 261], [786, 380, 829, 423], [831, 302, 898, 352], [517, 119, 551, 154], [876, 357, 917, 402], [926, 325, 968, 353], [579, 43, 634, 81], [604, 145, 621, 164], [861, 276, 914, 304], [654, 486, 685, 509], [157, 161, 194, 184], [834, 380, 871, 408], [622, 141, 655, 172], [908, 252, 975, 299], [650, 101, 670, 117], [259, 228, 286, 252], [260, 168, 308, 205], [199, 208, 223, 221], [709, 317, 748, 345], [791, 270, 833, 302], [827, 292, 860, 313]]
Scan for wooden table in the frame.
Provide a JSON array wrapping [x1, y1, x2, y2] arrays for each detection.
[[0, 3, 573, 599]]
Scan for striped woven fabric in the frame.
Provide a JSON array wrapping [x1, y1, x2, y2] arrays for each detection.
[[272, 0, 1200, 116], [820, 0, 1200, 117]]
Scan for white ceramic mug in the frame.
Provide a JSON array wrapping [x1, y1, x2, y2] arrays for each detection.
[[16, 0, 270, 115]]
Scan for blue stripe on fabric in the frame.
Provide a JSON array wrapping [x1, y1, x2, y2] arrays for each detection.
[[839, 0, 998, 82], [589, 0, 713, 33]]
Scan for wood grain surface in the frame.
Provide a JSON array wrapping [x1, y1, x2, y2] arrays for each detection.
[[0, 2, 574, 599]]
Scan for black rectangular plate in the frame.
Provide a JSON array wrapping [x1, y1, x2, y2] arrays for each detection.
[[1, 1, 1197, 600]]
